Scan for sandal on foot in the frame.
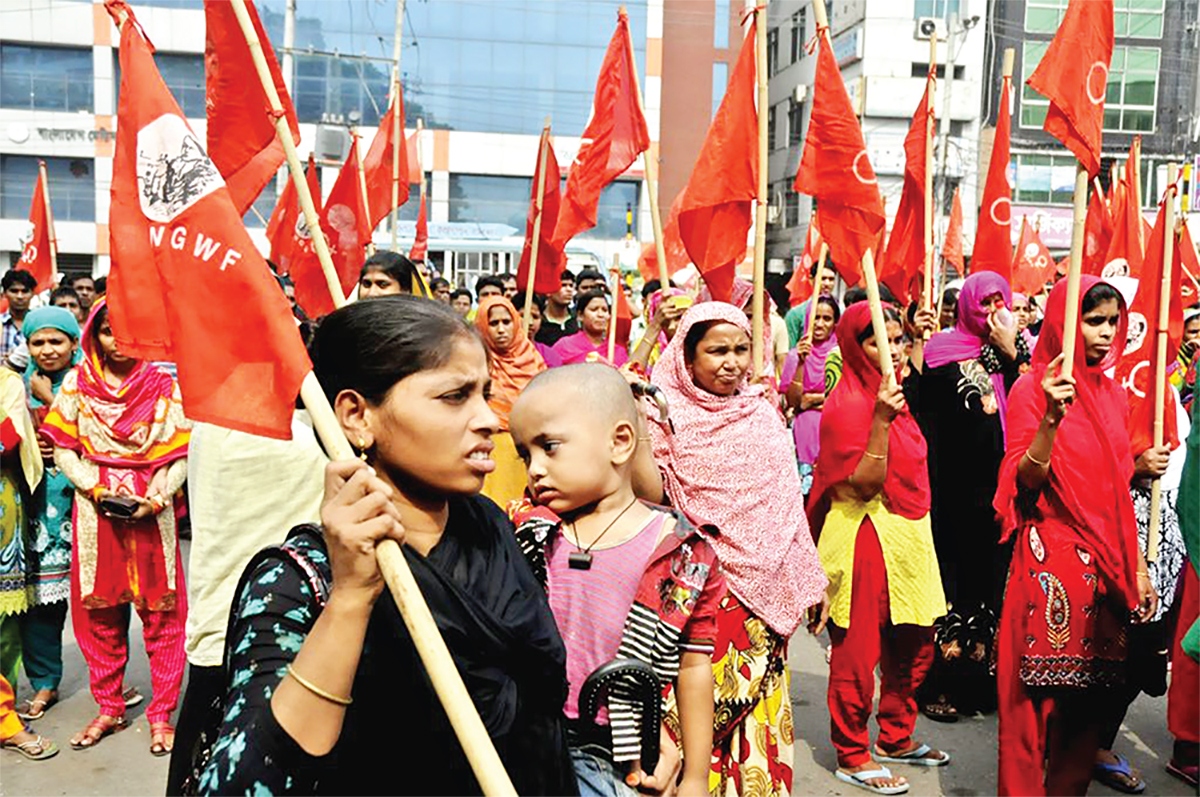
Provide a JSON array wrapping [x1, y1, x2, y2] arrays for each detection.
[[122, 686, 144, 709], [1093, 753, 1145, 794], [835, 766, 909, 795], [149, 721, 174, 757], [70, 715, 128, 750], [16, 691, 58, 721], [875, 743, 951, 767], [2, 733, 59, 760], [1166, 760, 1199, 789]]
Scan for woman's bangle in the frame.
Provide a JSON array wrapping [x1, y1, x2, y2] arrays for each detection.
[[287, 664, 352, 706], [862, 450, 886, 461], [1024, 450, 1050, 468], [1137, 570, 1150, 578]]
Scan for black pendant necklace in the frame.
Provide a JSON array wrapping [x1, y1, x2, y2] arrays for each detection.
[[567, 497, 640, 570]]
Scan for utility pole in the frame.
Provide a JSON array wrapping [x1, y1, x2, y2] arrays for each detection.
[[390, 0, 406, 249], [277, 0, 297, 195], [935, 12, 958, 255]]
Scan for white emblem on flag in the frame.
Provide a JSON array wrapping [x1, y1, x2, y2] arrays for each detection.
[[1124, 311, 1147, 356], [137, 114, 224, 223], [1101, 258, 1129, 279]]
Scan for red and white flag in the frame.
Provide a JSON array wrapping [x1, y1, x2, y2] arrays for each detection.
[[1011, 217, 1054, 295], [19, 163, 55, 292], [973, 71, 1013, 278], [105, 0, 309, 440], [362, 88, 411, 230], [203, 0, 299, 216], [265, 152, 319, 275], [516, 128, 565, 295], [1081, 180, 1113, 276]]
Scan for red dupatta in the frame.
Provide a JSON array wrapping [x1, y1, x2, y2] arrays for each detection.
[[992, 276, 1138, 609], [808, 302, 930, 532]]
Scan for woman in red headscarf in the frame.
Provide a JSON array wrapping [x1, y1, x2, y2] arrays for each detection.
[[808, 301, 948, 795], [994, 277, 1158, 796]]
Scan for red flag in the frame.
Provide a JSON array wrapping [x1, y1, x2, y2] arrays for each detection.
[[410, 188, 428, 262], [614, 273, 634, 346], [553, 8, 650, 248], [265, 153, 318, 275], [1116, 201, 1184, 455], [786, 218, 824, 306], [637, 190, 689, 281], [1103, 169, 1145, 278], [203, 0, 299, 216], [973, 74, 1013, 278], [880, 79, 933, 305], [1179, 222, 1199, 308], [19, 163, 54, 292], [408, 131, 422, 183], [105, 0, 309, 440], [794, 28, 884, 285], [362, 88, 410, 230], [942, 185, 965, 276], [1025, 0, 1113, 176], [516, 129, 564, 295], [1011, 217, 1054, 295], [675, 19, 757, 302], [1082, 181, 1113, 275]]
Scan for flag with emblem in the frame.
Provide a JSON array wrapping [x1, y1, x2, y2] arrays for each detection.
[[19, 162, 55, 292]]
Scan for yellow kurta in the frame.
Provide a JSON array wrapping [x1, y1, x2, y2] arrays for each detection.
[[817, 496, 946, 629], [480, 431, 528, 511]]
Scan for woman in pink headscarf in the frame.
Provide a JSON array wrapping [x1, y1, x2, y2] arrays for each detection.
[[646, 301, 827, 796], [911, 271, 1031, 722]]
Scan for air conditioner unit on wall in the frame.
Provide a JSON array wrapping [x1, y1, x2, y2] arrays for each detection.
[[915, 17, 947, 41], [315, 125, 350, 163]]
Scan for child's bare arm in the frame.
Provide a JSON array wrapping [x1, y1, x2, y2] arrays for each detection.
[[676, 650, 714, 796]]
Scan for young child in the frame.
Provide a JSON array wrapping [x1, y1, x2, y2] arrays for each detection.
[[508, 363, 723, 797]]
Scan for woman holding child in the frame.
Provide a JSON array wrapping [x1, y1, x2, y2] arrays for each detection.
[[648, 301, 828, 796]]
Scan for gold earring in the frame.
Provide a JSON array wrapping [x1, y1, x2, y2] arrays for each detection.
[[357, 437, 369, 461]]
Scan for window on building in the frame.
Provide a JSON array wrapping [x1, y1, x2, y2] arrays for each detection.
[[714, 0, 731, 49], [785, 184, 800, 227], [1022, 43, 1158, 133], [914, 0, 960, 19], [788, 99, 805, 146], [447, 174, 637, 240], [0, 44, 93, 113], [155, 53, 205, 119], [767, 28, 780, 77], [1026, 0, 1163, 37], [711, 61, 728, 120], [1011, 153, 1078, 205], [243, 178, 278, 229], [768, 105, 778, 151], [1, 155, 95, 222], [790, 10, 805, 64]]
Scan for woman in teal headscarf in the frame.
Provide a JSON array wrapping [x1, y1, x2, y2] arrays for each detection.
[[16, 306, 79, 720]]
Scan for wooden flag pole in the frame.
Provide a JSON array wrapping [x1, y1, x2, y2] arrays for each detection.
[[1060, 162, 1090, 380], [607, 254, 621, 363], [923, 35, 937, 317], [621, 7, 671, 291], [295, 375, 517, 797], [390, 76, 403, 251], [227, 0, 344, 309], [523, 117, 552, 333], [803, 243, 829, 346], [1147, 162, 1179, 562], [353, 129, 375, 257], [751, 0, 769, 381], [38, 160, 58, 286], [861, 249, 896, 388]]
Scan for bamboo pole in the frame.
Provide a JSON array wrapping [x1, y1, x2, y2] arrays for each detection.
[[353, 129, 375, 257], [523, 118, 552, 333], [227, 0, 344, 309], [38, 161, 58, 285], [1147, 163, 1179, 562], [861, 249, 896, 387], [923, 36, 936, 316], [803, 243, 829, 346], [607, 254, 621, 363], [1060, 162, 1090, 380], [751, 0, 769, 381], [390, 77, 403, 251], [621, 6, 671, 291]]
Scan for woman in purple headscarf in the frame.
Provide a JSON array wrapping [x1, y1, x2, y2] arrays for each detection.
[[910, 271, 1031, 723]]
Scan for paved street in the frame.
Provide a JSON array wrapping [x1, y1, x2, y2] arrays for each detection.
[[3, 544, 1192, 796]]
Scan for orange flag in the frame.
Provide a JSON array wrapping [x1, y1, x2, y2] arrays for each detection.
[[1103, 167, 1145, 278], [1082, 181, 1113, 275], [794, 25, 883, 285], [880, 77, 933, 305], [974, 72, 1013, 278], [410, 188, 428, 262], [676, 19, 757, 303], [553, 8, 650, 250], [516, 128, 564, 295], [614, 273, 634, 346], [265, 152, 318, 275], [362, 88, 410, 230], [787, 218, 824, 307], [1179, 222, 1199, 308], [1115, 200, 1183, 455], [1025, 0, 1113, 176], [1011, 217, 1054, 295], [203, 0, 299, 216], [637, 191, 689, 282], [19, 163, 55, 291], [942, 185, 965, 276], [104, 0, 309, 439]]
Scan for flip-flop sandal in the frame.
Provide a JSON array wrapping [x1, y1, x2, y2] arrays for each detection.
[[16, 693, 57, 721], [835, 767, 910, 795], [875, 743, 951, 767], [149, 721, 175, 758], [1093, 753, 1145, 794], [2, 734, 60, 760], [70, 715, 128, 750], [1166, 760, 1199, 788]]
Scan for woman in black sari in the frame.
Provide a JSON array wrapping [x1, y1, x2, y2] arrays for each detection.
[[198, 296, 575, 795]]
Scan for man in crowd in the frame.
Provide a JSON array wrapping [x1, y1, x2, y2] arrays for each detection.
[[0, 269, 35, 363], [536, 269, 578, 347], [500, 272, 519, 299], [430, 277, 452, 303], [476, 275, 505, 302], [450, 288, 473, 318], [71, 274, 97, 313], [50, 286, 86, 324], [575, 268, 607, 295]]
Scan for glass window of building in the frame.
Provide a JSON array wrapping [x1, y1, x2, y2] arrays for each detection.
[[711, 61, 728, 120], [1, 155, 95, 222], [243, 179, 277, 229], [1026, 0, 1163, 37], [448, 174, 637, 241], [767, 28, 779, 77], [0, 44, 93, 113], [155, 53, 206, 119], [1021, 43, 1158, 133], [788, 99, 805, 146], [768, 105, 778, 151], [1011, 153, 1078, 206], [790, 10, 805, 64], [913, 0, 960, 19], [714, 0, 731, 49]]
